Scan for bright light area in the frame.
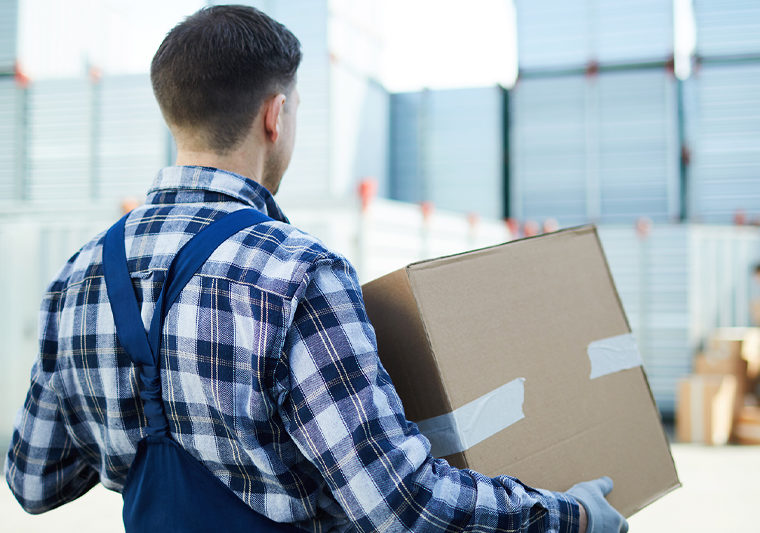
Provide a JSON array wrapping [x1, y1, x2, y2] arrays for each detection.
[[17, 0, 204, 78], [674, 0, 696, 79], [17, 0, 518, 89], [379, 0, 517, 90]]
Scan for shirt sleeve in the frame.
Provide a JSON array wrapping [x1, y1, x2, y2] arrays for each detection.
[[5, 284, 99, 514], [278, 255, 581, 533]]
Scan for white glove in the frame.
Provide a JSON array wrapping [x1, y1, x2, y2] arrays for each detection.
[[566, 476, 628, 533]]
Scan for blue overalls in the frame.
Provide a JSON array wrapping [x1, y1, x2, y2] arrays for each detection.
[[103, 208, 301, 532]]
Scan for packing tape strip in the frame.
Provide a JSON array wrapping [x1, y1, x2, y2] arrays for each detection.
[[587, 333, 643, 379], [415, 377, 526, 458]]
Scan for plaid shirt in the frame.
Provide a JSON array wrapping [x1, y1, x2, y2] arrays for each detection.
[[5, 166, 581, 532]]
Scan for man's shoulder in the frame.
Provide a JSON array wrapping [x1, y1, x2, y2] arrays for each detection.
[[42, 227, 109, 299], [207, 214, 354, 300]]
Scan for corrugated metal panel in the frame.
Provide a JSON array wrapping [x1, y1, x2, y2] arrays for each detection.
[[515, 0, 674, 70], [390, 91, 423, 203], [426, 87, 504, 219], [0, 77, 20, 202], [597, 69, 680, 222], [694, 0, 760, 58], [97, 74, 168, 204], [687, 62, 760, 222], [0, 0, 18, 71], [514, 0, 591, 70], [595, 0, 674, 64], [599, 225, 691, 415], [389, 87, 505, 219], [329, 64, 389, 198], [690, 226, 760, 335], [510, 75, 589, 225], [511, 70, 680, 225], [27, 78, 92, 205]]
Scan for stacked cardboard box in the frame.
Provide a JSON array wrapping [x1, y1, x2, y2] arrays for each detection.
[[676, 328, 760, 444], [676, 375, 736, 445], [734, 406, 760, 445]]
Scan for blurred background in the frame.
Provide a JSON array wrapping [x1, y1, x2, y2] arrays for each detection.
[[1, 0, 760, 530]]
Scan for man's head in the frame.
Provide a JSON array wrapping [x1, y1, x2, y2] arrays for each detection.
[[151, 5, 301, 193]]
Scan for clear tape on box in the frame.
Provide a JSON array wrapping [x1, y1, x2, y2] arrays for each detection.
[[416, 378, 526, 457], [588, 333, 643, 379]]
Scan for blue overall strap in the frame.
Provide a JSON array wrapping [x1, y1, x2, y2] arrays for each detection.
[[103, 214, 154, 367], [103, 208, 273, 438]]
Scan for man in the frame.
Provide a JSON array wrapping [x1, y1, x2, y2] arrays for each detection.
[[5, 5, 626, 532]]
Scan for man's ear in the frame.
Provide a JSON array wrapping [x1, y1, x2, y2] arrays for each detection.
[[263, 94, 286, 143]]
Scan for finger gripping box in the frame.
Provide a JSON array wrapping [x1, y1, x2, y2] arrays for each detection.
[[362, 225, 680, 517]]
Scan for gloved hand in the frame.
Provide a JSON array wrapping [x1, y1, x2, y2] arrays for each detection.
[[566, 476, 628, 533]]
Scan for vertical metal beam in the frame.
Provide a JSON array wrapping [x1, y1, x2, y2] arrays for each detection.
[[677, 78, 688, 221], [501, 86, 510, 219]]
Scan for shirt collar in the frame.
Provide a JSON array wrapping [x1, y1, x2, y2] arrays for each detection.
[[145, 166, 289, 223]]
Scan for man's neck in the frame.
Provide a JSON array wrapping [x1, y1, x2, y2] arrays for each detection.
[[174, 148, 264, 186]]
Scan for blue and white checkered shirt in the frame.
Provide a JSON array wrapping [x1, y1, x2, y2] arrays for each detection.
[[5, 166, 581, 532]]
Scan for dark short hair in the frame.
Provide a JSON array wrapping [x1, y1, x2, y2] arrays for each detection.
[[151, 5, 301, 152]]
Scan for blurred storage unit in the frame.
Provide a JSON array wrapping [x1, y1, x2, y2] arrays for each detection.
[[510, 74, 589, 225], [389, 86, 507, 219], [329, 68, 390, 199], [0, 77, 23, 203], [96, 74, 170, 204], [594, 0, 675, 66], [511, 68, 680, 225], [598, 224, 760, 415], [0, 0, 18, 72], [693, 0, 760, 58], [514, 0, 674, 71], [685, 61, 760, 223], [27, 78, 93, 205], [597, 69, 680, 222], [514, 0, 590, 71]]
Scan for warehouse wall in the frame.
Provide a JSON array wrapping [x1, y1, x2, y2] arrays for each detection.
[[510, 68, 680, 225], [389, 86, 506, 219]]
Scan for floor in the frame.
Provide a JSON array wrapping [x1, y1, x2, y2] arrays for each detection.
[[1, 443, 758, 532]]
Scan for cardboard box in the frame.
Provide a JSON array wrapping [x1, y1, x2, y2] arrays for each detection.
[[707, 327, 760, 381], [676, 375, 737, 445], [734, 405, 760, 445], [706, 333, 743, 361], [740, 328, 760, 381], [362, 225, 679, 518], [694, 353, 747, 423]]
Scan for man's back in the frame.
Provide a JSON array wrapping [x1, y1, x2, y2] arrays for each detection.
[[6, 166, 361, 529]]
